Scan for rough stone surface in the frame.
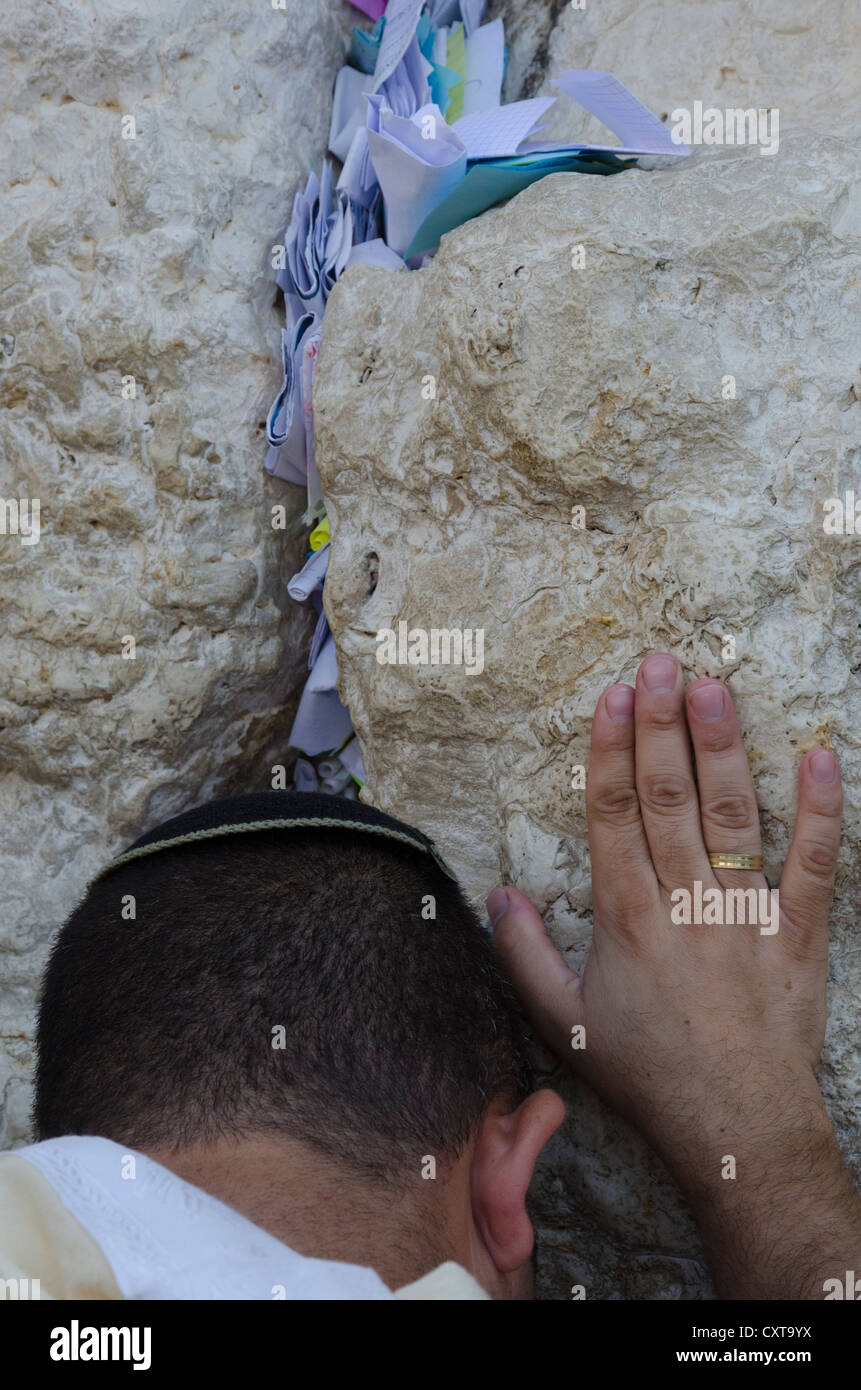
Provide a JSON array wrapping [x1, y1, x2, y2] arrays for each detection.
[[314, 129, 861, 1297], [0, 0, 354, 1144], [3, 0, 860, 1304], [525, 0, 861, 137]]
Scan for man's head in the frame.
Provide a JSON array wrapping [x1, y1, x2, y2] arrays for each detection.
[[34, 794, 563, 1297]]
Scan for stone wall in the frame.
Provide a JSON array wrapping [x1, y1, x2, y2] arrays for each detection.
[[2, 0, 859, 1301], [313, 3, 861, 1298], [0, 0, 353, 1145]]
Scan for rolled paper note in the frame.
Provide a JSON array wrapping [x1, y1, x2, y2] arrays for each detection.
[[310, 516, 331, 550], [287, 544, 329, 603], [320, 766, 354, 795], [293, 757, 319, 793]]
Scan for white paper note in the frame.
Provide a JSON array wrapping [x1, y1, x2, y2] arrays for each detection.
[[346, 237, 406, 271], [330, 65, 376, 161], [550, 70, 690, 155], [366, 98, 467, 255], [452, 97, 556, 158], [372, 0, 424, 91], [461, 18, 504, 117], [459, 0, 486, 36]]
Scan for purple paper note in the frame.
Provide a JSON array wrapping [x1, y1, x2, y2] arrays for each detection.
[[349, 0, 387, 19]]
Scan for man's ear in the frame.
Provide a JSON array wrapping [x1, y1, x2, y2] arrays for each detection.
[[470, 1089, 565, 1273]]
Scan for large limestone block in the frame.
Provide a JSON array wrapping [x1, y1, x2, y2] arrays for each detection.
[[314, 134, 861, 1297], [508, 0, 861, 137], [0, 0, 352, 1144]]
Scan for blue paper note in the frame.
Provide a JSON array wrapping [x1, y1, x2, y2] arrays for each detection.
[[350, 18, 384, 75], [404, 149, 630, 258]]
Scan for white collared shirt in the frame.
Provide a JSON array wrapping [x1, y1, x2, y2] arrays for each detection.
[[0, 1137, 488, 1301]]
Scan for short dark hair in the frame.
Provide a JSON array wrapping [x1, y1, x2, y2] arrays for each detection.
[[34, 823, 533, 1183]]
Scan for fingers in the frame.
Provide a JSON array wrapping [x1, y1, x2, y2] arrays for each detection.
[[634, 654, 710, 892], [685, 678, 764, 894], [586, 683, 660, 925], [779, 749, 842, 954], [488, 886, 583, 1060]]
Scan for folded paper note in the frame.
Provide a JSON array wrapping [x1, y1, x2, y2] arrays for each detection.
[[452, 96, 555, 158], [403, 71, 687, 255], [461, 17, 504, 117], [428, 0, 486, 34], [299, 323, 323, 511], [349, 0, 387, 18], [382, 34, 433, 116], [330, 65, 376, 162], [372, 0, 425, 91], [288, 634, 354, 757], [337, 125, 379, 209], [309, 608, 330, 671], [338, 736, 366, 785], [350, 17, 383, 74], [351, 0, 389, 17], [366, 96, 467, 255], [444, 22, 466, 122], [425, 0, 462, 24], [265, 312, 317, 480], [546, 69, 691, 157], [276, 163, 354, 322], [459, 0, 485, 34], [338, 36, 432, 205], [346, 236, 406, 271], [404, 148, 628, 258]]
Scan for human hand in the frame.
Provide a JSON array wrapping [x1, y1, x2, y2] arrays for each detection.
[[489, 653, 857, 1296]]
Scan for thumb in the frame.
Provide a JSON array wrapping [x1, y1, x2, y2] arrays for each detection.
[[488, 885, 583, 1063]]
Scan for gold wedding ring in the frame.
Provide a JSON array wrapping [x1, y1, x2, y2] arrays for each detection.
[[707, 852, 763, 871]]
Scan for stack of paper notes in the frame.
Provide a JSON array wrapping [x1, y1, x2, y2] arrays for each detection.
[[267, 0, 690, 775], [334, 1, 689, 260]]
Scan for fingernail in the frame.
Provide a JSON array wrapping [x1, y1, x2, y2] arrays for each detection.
[[809, 749, 838, 783], [605, 684, 634, 722], [486, 887, 510, 924], [641, 654, 677, 693], [689, 683, 726, 721]]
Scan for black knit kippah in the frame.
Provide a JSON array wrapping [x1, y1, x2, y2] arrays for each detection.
[[89, 790, 457, 886]]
